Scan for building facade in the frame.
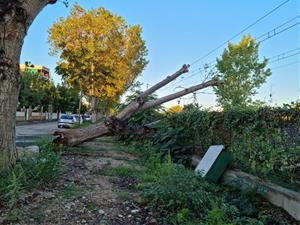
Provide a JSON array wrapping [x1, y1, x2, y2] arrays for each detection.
[[20, 64, 50, 79]]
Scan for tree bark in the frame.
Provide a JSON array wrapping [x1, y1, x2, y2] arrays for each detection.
[[116, 64, 189, 120], [90, 96, 98, 123], [140, 79, 218, 111], [0, 0, 55, 170]]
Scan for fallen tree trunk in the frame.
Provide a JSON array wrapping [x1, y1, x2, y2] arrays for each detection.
[[54, 65, 218, 146], [116, 64, 190, 120]]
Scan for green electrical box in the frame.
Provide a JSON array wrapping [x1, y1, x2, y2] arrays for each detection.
[[195, 145, 232, 183]]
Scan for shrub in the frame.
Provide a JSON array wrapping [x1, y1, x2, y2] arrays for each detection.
[[152, 105, 212, 166], [148, 103, 300, 187], [19, 149, 65, 188], [141, 157, 219, 224], [120, 140, 297, 225]]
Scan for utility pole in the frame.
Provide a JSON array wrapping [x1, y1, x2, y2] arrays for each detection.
[[177, 98, 181, 105], [193, 92, 197, 105], [78, 80, 82, 125], [174, 86, 186, 106]]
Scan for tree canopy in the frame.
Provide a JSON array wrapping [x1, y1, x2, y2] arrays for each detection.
[[19, 63, 81, 113], [167, 105, 183, 114], [48, 4, 148, 104], [19, 67, 55, 109], [214, 35, 272, 109]]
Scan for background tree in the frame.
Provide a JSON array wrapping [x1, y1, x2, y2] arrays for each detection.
[[167, 105, 183, 114], [52, 83, 81, 115], [48, 4, 148, 122], [214, 35, 271, 109], [19, 70, 55, 110]]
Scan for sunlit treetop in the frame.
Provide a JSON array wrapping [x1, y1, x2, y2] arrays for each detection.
[[48, 4, 148, 101]]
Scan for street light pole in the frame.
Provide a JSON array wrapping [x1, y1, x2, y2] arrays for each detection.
[[78, 80, 82, 125]]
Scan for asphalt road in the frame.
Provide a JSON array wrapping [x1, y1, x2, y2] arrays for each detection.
[[16, 121, 64, 147]]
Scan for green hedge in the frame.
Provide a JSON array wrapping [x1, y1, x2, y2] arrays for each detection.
[[151, 104, 300, 189]]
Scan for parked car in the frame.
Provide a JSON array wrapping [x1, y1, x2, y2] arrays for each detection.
[[83, 115, 91, 122], [57, 114, 83, 128]]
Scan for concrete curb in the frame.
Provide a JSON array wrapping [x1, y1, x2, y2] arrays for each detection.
[[192, 155, 300, 221]]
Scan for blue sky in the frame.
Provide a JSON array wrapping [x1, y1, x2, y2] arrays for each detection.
[[21, 0, 299, 108]]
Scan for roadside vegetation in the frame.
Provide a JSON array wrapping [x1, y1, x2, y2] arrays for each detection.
[[119, 102, 300, 190], [0, 142, 65, 221], [111, 139, 298, 224], [1, 128, 298, 224], [1, 2, 298, 224]]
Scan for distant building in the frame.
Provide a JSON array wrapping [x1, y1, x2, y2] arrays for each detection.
[[20, 64, 50, 79]]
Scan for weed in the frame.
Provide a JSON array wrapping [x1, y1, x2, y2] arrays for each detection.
[[4, 172, 24, 209], [85, 200, 98, 212], [57, 184, 83, 199], [115, 190, 132, 200], [0, 142, 65, 210], [71, 121, 92, 129], [116, 138, 298, 224], [141, 158, 218, 224], [111, 166, 139, 177], [30, 207, 44, 223]]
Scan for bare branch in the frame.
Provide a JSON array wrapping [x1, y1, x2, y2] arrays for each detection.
[[140, 79, 218, 111], [116, 64, 189, 120], [139, 64, 189, 98]]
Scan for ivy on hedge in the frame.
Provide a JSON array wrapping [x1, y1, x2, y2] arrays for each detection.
[[152, 103, 300, 188]]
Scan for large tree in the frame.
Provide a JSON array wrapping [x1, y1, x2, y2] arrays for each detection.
[[48, 4, 148, 122], [214, 35, 271, 109], [0, 0, 57, 170]]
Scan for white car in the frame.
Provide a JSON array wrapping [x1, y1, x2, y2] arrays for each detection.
[[83, 115, 91, 121], [57, 114, 83, 128]]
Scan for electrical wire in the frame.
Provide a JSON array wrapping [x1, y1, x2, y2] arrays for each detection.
[[160, 47, 300, 93], [151, 2, 297, 93], [170, 20, 300, 90], [256, 15, 300, 40], [258, 19, 300, 43], [271, 60, 299, 70], [189, 0, 291, 66]]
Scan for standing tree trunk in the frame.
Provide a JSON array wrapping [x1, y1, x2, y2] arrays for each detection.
[[90, 96, 98, 123], [0, 0, 55, 170]]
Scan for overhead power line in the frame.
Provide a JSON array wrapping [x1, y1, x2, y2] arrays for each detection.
[[185, 19, 300, 81], [257, 16, 300, 43], [256, 15, 299, 40], [267, 47, 300, 60], [161, 47, 300, 93], [154, 2, 296, 93], [271, 60, 299, 70], [190, 0, 291, 66], [169, 16, 299, 90], [268, 48, 300, 63]]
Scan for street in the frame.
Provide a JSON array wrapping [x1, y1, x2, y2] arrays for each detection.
[[16, 121, 62, 147]]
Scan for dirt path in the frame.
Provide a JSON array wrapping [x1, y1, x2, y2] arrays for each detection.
[[13, 137, 157, 225]]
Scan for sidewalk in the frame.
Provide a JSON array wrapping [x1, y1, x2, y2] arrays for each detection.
[[16, 119, 57, 126]]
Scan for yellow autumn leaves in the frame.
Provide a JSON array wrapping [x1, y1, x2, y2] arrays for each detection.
[[48, 4, 148, 102]]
